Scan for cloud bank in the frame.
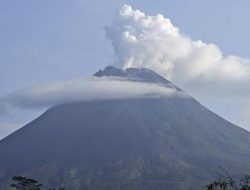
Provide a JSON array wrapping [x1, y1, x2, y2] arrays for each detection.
[[2, 77, 183, 111], [105, 4, 250, 96]]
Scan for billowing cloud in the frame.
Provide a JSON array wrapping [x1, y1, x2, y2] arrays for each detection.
[[1, 77, 184, 111], [105, 4, 250, 95]]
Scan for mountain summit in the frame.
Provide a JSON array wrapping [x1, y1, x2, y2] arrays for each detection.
[[94, 66, 168, 84], [94, 66, 180, 90], [0, 67, 250, 190]]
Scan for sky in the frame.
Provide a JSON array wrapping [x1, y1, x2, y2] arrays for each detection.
[[1, 0, 250, 139]]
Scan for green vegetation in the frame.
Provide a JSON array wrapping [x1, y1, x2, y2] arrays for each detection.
[[206, 167, 250, 190], [10, 176, 66, 190], [9, 169, 250, 190]]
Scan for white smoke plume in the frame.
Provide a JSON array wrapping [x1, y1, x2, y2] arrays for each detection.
[[105, 4, 250, 88]]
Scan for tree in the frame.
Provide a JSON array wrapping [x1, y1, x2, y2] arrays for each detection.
[[10, 176, 43, 190], [206, 167, 250, 190], [10, 176, 66, 190]]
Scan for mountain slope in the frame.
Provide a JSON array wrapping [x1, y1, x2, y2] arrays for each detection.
[[0, 67, 250, 190]]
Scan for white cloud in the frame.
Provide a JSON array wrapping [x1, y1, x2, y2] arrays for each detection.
[[105, 4, 250, 95], [105, 4, 250, 130], [0, 77, 185, 139], [2, 77, 184, 111]]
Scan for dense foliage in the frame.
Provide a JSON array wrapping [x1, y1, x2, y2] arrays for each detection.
[[10, 176, 65, 190], [206, 167, 250, 190], [9, 170, 250, 190]]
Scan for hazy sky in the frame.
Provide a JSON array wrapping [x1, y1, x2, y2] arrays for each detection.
[[1, 0, 250, 139]]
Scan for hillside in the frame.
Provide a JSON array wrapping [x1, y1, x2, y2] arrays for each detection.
[[1, 67, 250, 190]]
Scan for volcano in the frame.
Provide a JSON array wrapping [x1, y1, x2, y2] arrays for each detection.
[[1, 66, 250, 190]]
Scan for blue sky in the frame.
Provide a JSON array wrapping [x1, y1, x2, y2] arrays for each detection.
[[1, 0, 250, 139]]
